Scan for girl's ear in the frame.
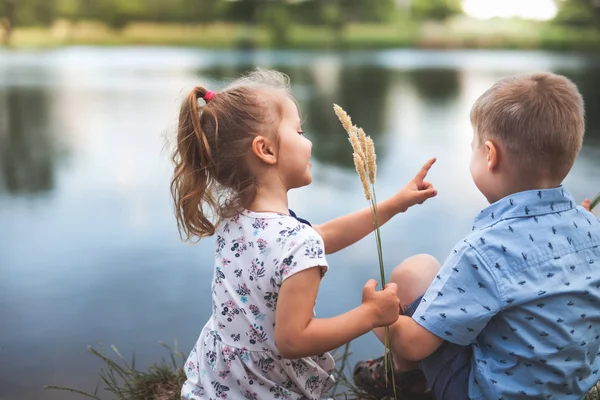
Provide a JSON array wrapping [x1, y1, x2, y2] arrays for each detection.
[[252, 135, 277, 165], [484, 140, 499, 171]]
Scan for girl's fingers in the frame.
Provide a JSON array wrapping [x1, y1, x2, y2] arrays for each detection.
[[582, 199, 591, 211], [364, 279, 378, 292], [384, 282, 398, 292], [414, 158, 437, 182]]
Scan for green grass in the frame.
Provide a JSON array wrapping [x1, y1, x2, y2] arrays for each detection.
[[43, 341, 379, 400], [43, 340, 600, 400], [4, 18, 600, 51], [44, 342, 187, 400]]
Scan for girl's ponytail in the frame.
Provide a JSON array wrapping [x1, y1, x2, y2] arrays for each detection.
[[171, 86, 218, 241]]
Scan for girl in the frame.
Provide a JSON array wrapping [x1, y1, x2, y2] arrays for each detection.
[[172, 69, 437, 400]]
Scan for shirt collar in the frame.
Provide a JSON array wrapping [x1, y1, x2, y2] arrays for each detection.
[[472, 186, 576, 232]]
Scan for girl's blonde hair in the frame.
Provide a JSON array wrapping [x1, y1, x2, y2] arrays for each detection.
[[171, 69, 291, 241]]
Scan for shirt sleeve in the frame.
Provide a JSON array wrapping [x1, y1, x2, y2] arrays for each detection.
[[279, 225, 328, 282], [411, 241, 504, 346]]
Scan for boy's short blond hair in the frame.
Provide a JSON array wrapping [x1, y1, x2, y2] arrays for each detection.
[[470, 72, 585, 181]]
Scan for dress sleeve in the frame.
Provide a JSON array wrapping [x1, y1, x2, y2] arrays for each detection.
[[279, 225, 328, 283], [411, 241, 504, 346]]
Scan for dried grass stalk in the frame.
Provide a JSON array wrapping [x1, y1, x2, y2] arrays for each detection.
[[333, 103, 396, 398], [334, 104, 354, 133], [358, 128, 369, 156], [349, 129, 366, 163], [365, 137, 377, 184], [353, 152, 371, 201]]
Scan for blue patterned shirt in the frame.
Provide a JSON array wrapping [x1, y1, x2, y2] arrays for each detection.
[[412, 187, 600, 399]]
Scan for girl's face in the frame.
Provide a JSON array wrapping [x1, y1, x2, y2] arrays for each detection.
[[276, 96, 313, 190]]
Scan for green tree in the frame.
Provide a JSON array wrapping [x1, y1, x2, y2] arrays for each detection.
[[589, 0, 600, 24], [312, 0, 397, 45], [0, 0, 17, 45], [259, 0, 292, 47], [333, 0, 397, 23], [0, 87, 60, 195], [221, 0, 260, 24], [137, 0, 222, 24], [87, 0, 145, 30], [16, 0, 57, 26], [56, 0, 85, 23], [178, 0, 222, 24], [1, 0, 59, 45], [222, 0, 297, 47], [555, 0, 600, 28], [410, 0, 462, 21]]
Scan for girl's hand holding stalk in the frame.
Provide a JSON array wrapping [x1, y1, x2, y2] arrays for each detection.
[[362, 280, 401, 328], [583, 193, 599, 214]]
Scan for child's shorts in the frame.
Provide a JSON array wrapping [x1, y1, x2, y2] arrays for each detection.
[[404, 296, 471, 400]]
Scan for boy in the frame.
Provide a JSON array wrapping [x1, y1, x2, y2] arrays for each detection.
[[354, 72, 600, 399]]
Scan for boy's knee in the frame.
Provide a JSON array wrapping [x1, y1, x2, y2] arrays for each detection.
[[391, 254, 440, 283], [390, 254, 440, 307]]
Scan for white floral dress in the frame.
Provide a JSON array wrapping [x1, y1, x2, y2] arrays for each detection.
[[181, 210, 335, 400]]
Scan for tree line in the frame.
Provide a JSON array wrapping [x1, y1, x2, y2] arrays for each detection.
[[0, 0, 598, 46]]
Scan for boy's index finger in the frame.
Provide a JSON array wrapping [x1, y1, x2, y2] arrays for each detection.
[[415, 157, 437, 181]]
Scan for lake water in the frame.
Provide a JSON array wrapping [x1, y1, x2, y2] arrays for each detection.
[[1, 47, 599, 400]]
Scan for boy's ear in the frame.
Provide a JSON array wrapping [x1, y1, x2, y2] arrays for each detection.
[[252, 135, 277, 165], [485, 140, 499, 171]]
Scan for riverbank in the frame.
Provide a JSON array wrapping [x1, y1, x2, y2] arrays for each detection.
[[43, 342, 600, 400], [4, 17, 600, 52]]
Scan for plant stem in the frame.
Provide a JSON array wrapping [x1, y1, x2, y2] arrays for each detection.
[[371, 185, 398, 399], [331, 341, 352, 397], [591, 192, 600, 211], [368, 192, 388, 386], [370, 188, 386, 290]]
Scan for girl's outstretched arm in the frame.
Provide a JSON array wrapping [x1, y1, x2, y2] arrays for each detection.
[[313, 158, 438, 254], [275, 267, 400, 359]]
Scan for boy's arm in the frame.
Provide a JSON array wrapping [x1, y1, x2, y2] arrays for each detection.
[[374, 316, 444, 361], [377, 243, 503, 360], [313, 158, 438, 254]]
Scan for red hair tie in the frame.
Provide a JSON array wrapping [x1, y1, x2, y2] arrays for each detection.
[[203, 91, 215, 103]]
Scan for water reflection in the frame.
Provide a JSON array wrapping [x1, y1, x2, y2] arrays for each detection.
[[0, 88, 62, 195], [555, 68, 600, 142], [303, 65, 392, 168], [1, 64, 595, 198], [408, 68, 460, 105], [175, 63, 599, 170], [196, 63, 393, 169]]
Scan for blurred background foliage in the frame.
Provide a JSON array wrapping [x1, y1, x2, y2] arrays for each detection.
[[0, 0, 599, 49]]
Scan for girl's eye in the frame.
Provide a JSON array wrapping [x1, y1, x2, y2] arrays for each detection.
[[298, 131, 305, 135]]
